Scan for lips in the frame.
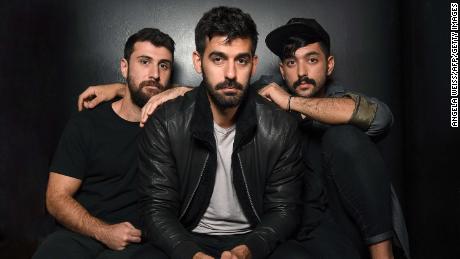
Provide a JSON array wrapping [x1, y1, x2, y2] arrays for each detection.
[[297, 82, 313, 89], [220, 87, 240, 95], [140, 80, 163, 91]]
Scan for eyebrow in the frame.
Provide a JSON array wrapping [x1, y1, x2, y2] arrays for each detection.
[[300, 51, 321, 57], [209, 51, 228, 59], [136, 56, 172, 64], [235, 53, 251, 60], [208, 51, 252, 59], [137, 55, 152, 60], [159, 59, 172, 65]]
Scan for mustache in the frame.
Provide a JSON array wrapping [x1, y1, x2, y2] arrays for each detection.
[[293, 76, 316, 89], [215, 79, 243, 91], [139, 79, 164, 90]]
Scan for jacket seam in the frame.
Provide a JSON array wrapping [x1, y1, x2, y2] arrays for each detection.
[[179, 153, 209, 220]]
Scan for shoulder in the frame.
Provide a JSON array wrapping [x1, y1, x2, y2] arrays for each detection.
[[65, 101, 113, 133], [325, 82, 349, 97], [147, 86, 199, 125], [252, 92, 298, 140], [254, 92, 297, 127]]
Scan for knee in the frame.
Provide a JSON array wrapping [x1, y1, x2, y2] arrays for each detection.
[[322, 125, 372, 158], [268, 240, 311, 259]]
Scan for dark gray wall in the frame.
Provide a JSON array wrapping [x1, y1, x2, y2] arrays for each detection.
[[0, 0, 456, 258]]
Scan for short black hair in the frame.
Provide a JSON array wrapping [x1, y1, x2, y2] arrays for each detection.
[[195, 6, 258, 56], [281, 36, 330, 61], [124, 28, 175, 61]]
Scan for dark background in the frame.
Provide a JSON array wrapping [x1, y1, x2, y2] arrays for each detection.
[[0, 0, 458, 258]]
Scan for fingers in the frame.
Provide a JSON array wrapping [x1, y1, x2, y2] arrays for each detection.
[[140, 101, 158, 127], [114, 244, 127, 251], [126, 235, 142, 243], [221, 251, 232, 259], [84, 94, 104, 109], [258, 86, 268, 96], [128, 228, 141, 237], [78, 87, 96, 111], [122, 221, 135, 229], [258, 88, 272, 102]]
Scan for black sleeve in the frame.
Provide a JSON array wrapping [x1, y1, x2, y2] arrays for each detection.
[[244, 119, 304, 259], [138, 108, 201, 259], [49, 114, 92, 179]]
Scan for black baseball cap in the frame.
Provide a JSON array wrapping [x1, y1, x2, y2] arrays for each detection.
[[265, 18, 330, 58]]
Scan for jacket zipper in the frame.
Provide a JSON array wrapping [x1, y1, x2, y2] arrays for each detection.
[[237, 153, 261, 222], [179, 153, 209, 220]]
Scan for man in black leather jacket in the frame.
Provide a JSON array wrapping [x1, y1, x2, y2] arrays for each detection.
[[136, 6, 305, 259]]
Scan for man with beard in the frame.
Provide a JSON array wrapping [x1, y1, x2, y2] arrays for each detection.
[[135, 6, 304, 259], [33, 28, 174, 259], [259, 18, 409, 259]]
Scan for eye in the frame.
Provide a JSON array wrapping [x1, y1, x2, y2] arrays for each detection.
[[212, 56, 223, 65], [285, 59, 296, 67], [308, 57, 318, 64], [139, 58, 150, 65], [237, 57, 249, 65], [159, 62, 170, 70]]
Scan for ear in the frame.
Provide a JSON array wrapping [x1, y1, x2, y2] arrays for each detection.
[[192, 51, 202, 74], [121, 58, 128, 79], [326, 55, 335, 76], [279, 62, 286, 80], [251, 55, 259, 76]]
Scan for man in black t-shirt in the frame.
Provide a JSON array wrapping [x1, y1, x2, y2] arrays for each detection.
[[33, 28, 175, 259]]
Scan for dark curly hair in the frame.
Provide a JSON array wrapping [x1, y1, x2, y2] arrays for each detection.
[[195, 6, 258, 56], [124, 28, 175, 61]]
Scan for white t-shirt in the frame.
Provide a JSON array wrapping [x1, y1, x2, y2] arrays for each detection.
[[192, 122, 251, 235]]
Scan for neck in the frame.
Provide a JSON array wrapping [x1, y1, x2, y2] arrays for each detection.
[[208, 95, 238, 128], [112, 96, 142, 122]]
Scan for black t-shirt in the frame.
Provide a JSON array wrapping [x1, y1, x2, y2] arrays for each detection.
[[50, 101, 142, 227]]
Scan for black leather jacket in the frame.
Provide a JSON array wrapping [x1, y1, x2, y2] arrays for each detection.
[[138, 83, 304, 259]]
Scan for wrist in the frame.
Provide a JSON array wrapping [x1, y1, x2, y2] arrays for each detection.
[[117, 83, 127, 96], [93, 222, 109, 242], [287, 95, 293, 111]]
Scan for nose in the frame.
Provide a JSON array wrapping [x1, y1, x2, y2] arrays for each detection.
[[149, 65, 160, 81], [225, 62, 236, 80], [297, 62, 307, 78]]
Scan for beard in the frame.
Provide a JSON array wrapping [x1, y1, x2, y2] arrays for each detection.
[[127, 74, 165, 108], [203, 73, 249, 110]]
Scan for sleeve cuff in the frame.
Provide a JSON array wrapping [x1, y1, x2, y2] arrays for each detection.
[[345, 93, 377, 130]]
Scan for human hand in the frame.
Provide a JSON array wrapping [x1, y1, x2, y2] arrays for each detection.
[[78, 83, 126, 111], [192, 251, 215, 259], [95, 222, 141, 250], [140, 86, 192, 127], [258, 83, 291, 110], [221, 245, 251, 259]]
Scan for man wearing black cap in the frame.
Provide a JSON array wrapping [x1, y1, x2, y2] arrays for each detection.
[[258, 18, 409, 259]]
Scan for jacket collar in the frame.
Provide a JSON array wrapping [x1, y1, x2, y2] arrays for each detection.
[[190, 81, 257, 151]]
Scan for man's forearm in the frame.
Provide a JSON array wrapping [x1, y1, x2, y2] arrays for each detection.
[[47, 194, 107, 241], [290, 96, 355, 124]]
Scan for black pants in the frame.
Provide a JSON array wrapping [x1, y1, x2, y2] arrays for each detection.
[[321, 125, 393, 245], [32, 228, 157, 259], [132, 232, 311, 259], [298, 125, 394, 259], [295, 210, 364, 259]]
